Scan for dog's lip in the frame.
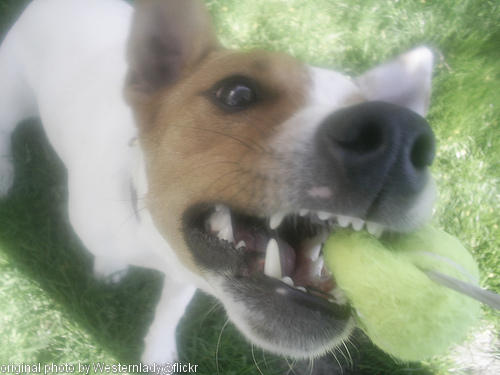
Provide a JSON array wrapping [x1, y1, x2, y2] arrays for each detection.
[[264, 275, 351, 319], [233, 272, 352, 322]]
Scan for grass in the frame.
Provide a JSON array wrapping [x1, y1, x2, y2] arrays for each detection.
[[0, 0, 498, 374]]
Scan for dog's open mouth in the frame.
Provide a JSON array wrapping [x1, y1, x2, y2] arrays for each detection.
[[183, 203, 398, 356], [185, 204, 388, 315]]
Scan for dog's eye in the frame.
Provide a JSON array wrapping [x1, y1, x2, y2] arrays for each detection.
[[211, 76, 258, 111]]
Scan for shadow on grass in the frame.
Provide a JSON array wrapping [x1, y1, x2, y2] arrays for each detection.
[[0, 121, 434, 374]]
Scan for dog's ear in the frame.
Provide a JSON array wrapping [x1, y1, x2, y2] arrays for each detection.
[[125, 0, 218, 98], [356, 47, 433, 116]]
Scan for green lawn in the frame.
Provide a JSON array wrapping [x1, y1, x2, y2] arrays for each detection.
[[0, 0, 498, 374]]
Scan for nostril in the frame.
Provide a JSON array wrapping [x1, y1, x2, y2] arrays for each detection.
[[336, 122, 384, 154], [410, 133, 435, 169]]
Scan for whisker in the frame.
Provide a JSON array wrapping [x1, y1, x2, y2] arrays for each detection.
[[172, 160, 244, 181], [345, 335, 359, 357], [342, 339, 354, 369], [169, 125, 268, 153], [204, 169, 248, 195], [116, 204, 149, 232], [190, 160, 242, 170], [200, 299, 222, 323], [261, 348, 269, 371], [336, 343, 351, 369], [328, 349, 344, 375], [215, 318, 230, 375], [251, 344, 265, 375], [226, 172, 256, 202], [284, 357, 296, 375], [308, 357, 314, 375], [114, 194, 148, 204]]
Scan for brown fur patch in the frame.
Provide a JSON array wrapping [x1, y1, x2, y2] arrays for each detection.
[[134, 50, 310, 270]]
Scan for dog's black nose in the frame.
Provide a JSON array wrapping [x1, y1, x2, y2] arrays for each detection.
[[316, 101, 435, 210]]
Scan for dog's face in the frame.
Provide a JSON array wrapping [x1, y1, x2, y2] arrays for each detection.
[[126, 0, 436, 358]]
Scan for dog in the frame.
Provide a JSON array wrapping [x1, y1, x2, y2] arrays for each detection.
[[0, 0, 436, 366]]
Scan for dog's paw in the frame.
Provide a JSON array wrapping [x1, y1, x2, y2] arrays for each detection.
[[142, 318, 179, 366], [141, 338, 177, 367], [93, 256, 129, 283], [0, 158, 14, 197]]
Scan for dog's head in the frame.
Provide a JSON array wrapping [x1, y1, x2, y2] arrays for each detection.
[[125, 0, 436, 358]]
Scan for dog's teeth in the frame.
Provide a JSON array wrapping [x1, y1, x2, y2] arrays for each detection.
[[317, 211, 333, 221], [351, 218, 364, 231], [366, 222, 384, 238], [236, 240, 246, 249], [329, 287, 348, 305], [281, 276, 294, 286], [312, 256, 324, 277], [337, 215, 350, 228], [296, 286, 307, 292], [264, 238, 282, 279], [299, 209, 309, 217], [210, 205, 234, 242], [215, 204, 228, 212], [218, 226, 234, 242], [269, 212, 286, 230], [308, 244, 322, 261], [301, 231, 327, 260]]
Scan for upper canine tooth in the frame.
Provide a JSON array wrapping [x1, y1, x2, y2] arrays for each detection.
[[317, 211, 333, 221], [236, 240, 246, 249], [301, 231, 327, 260], [264, 239, 282, 279], [367, 222, 384, 238], [337, 215, 350, 228], [352, 218, 364, 231], [218, 225, 234, 242], [269, 212, 286, 230], [210, 205, 234, 242], [312, 256, 324, 277], [281, 276, 294, 286], [299, 209, 309, 217], [308, 244, 322, 261]]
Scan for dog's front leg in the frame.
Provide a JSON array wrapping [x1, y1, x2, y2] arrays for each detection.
[[142, 277, 196, 365]]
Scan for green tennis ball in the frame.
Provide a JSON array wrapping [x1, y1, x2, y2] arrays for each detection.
[[324, 225, 481, 362]]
